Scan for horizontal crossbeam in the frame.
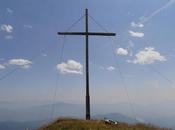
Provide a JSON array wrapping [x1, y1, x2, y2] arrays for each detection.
[[58, 32, 116, 36]]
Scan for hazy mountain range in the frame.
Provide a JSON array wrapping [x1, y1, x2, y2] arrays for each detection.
[[0, 101, 175, 130]]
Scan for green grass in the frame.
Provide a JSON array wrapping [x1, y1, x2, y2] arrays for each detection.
[[38, 118, 171, 130]]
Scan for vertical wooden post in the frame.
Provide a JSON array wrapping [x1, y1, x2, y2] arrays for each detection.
[[85, 8, 90, 120]]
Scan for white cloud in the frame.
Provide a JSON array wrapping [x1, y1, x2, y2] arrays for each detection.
[[24, 24, 32, 29], [1, 24, 13, 33], [5, 35, 13, 40], [99, 66, 115, 71], [131, 47, 166, 65], [57, 60, 83, 74], [116, 48, 128, 56], [0, 64, 5, 69], [107, 66, 115, 71], [9, 59, 32, 69], [129, 30, 144, 38], [131, 22, 144, 28]]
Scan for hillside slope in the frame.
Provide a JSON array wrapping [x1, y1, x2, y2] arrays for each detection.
[[38, 118, 171, 130]]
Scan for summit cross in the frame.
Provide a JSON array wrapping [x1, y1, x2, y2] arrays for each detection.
[[58, 9, 116, 120]]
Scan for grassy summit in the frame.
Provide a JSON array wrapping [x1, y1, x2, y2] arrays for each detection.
[[38, 118, 171, 130]]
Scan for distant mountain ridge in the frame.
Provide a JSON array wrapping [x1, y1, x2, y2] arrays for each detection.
[[0, 120, 46, 130], [0, 102, 175, 129]]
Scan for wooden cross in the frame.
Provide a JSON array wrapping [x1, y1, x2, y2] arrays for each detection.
[[58, 9, 116, 120]]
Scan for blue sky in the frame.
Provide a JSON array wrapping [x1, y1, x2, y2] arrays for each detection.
[[0, 0, 175, 106]]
